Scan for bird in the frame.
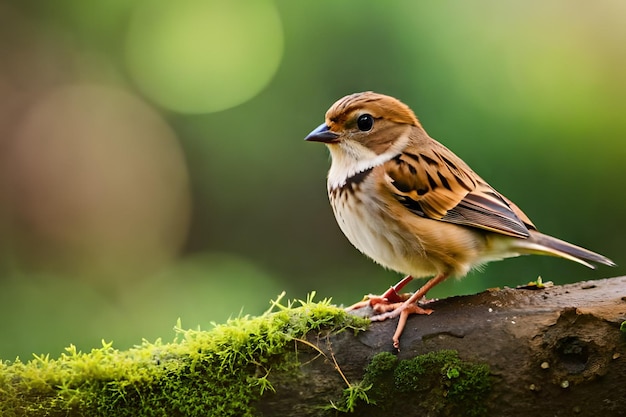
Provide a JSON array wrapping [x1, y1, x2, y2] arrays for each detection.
[[304, 91, 615, 348]]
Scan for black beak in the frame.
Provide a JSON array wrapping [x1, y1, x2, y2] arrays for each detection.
[[304, 123, 340, 143]]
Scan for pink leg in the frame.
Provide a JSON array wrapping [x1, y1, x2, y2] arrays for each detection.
[[380, 275, 414, 303], [371, 273, 449, 348], [345, 275, 414, 311]]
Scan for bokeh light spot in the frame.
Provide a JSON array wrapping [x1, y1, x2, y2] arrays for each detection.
[[125, 0, 283, 114], [6, 84, 191, 286]]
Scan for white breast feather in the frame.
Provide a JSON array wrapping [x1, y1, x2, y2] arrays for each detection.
[[326, 131, 411, 191]]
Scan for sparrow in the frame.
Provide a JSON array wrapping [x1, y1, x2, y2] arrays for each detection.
[[305, 91, 615, 348]]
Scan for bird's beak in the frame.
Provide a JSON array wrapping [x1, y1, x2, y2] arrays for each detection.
[[304, 123, 340, 143]]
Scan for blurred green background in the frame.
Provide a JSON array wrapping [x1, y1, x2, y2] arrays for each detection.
[[0, 0, 624, 359]]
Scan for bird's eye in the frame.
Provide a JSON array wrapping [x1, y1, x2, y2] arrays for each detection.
[[357, 114, 374, 131]]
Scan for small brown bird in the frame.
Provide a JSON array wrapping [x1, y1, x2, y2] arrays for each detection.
[[305, 92, 615, 348]]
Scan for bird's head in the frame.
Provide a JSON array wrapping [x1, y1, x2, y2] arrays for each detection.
[[304, 92, 421, 159], [305, 92, 422, 186]]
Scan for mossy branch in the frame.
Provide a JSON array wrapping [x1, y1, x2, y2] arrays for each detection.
[[0, 293, 368, 417], [2, 278, 626, 417]]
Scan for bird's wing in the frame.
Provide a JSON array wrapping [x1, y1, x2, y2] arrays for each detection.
[[384, 142, 533, 238]]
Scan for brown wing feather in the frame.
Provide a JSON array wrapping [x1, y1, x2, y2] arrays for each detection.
[[385, 141, 531, 238], [501, 196, 537, 230]]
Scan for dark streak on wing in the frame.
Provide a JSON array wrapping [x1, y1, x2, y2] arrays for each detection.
[[454, 175, 474, 192], [437, 171, 452, 191], [440, 154, 458, 171], [420, 153, 438, 166], [443, 196, 530, 237], [425, 172, 438, 190], [395, 195, 426, 217], [403, 152, 420, 163], [386, 148, 531, 238]]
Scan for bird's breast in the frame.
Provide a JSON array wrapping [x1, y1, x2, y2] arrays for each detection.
[[328, 171, 437, 277]]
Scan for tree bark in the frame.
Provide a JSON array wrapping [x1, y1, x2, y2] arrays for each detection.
[[255, 276, 626, 417]]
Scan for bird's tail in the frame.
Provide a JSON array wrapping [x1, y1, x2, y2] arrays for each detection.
[[513, 230, 615, 269]]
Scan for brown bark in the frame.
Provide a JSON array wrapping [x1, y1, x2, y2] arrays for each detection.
[[255, 276, 626, 417]]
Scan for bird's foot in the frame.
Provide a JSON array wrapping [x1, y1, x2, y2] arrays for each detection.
[[344, 276, 433, 349], [371, 302, 434, 349], [346, 273, 448, 349], [370, 302, 433, 321], [344, 293, 410, 312], [345, 275, 414, 312]]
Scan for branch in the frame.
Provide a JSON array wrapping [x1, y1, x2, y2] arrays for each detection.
[[1, 278, 625, 417], [258, 276, 626, 416]]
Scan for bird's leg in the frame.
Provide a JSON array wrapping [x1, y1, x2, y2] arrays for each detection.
[[345, 275, 414, 311], [380, 275, 414, 302], [371, 273, 449, 349]]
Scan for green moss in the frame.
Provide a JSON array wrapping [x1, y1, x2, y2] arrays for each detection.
[[620, 320, 626, 334], [319, 351, 390, 414], [349, 350, 491, 416], [325, 381, 374, 413], [0, 293, 368, 417], [365, 351, 398, 378]]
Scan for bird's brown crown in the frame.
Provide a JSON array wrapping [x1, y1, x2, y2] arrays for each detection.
[[325, 92, 421, 129]]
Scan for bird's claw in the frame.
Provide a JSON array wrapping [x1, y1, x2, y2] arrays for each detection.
[[371, 303, 434, 349]]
